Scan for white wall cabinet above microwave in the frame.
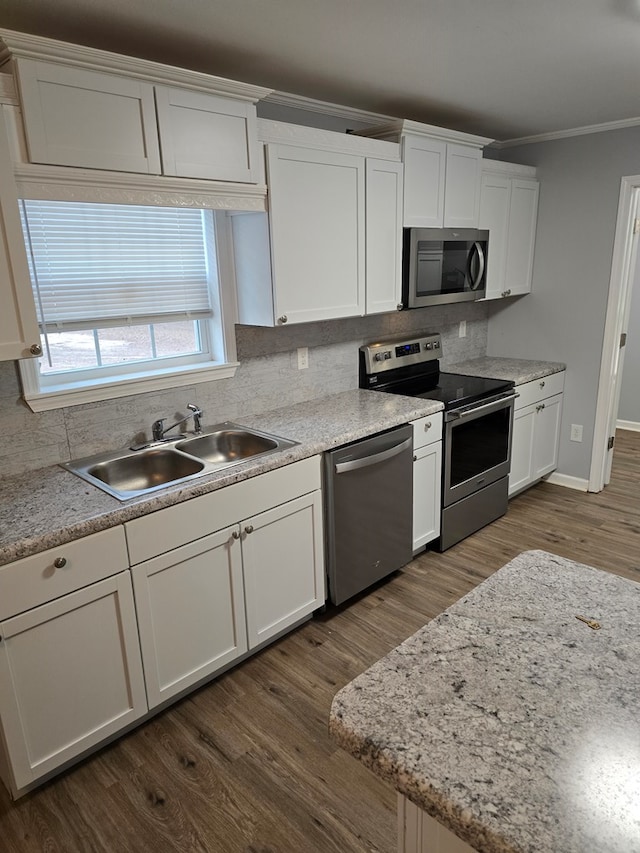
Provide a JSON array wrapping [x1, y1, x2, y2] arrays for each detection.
[[479, 161, 539, 300], [12, 55, 267, 182], [355, 120, 492, 230], [232, 121, 403, 326]]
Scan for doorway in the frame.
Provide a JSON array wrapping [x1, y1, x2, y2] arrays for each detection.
[[589, 178, 640, 491]]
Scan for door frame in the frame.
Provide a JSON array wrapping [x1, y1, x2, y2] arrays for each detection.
[[589, 176, 640, 491]]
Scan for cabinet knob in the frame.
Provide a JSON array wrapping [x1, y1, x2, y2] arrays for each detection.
[[278, 315, 288, 324], [244, 525, 254, 535], [413, 454, 417, 462], [424, 421, 431, 430], [231, 530, 241, 540], [536, 403, 546, 413], [540, 380, 545, 388], [30, 343, 43, 356], [53, 556, 67, 569]]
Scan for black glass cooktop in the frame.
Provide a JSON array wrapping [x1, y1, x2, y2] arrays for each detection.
[[376, 371, 514, 410]]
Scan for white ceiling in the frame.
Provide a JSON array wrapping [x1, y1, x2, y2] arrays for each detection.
[[2, 0, 640, 142]]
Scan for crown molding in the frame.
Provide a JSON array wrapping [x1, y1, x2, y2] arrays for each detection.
[[257, 118, 401, 160], [496, 116, 640, 148], [481, 158, 537, 178], [14, 163, 267, 210], [262, 90, 394, 126], [355, 118, 493, 148], [0, 28, 272, 103]]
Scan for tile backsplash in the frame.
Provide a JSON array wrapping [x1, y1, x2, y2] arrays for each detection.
[[0, 302, 487, 477]]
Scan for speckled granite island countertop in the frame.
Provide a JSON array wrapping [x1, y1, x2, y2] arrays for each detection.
[[330, 550, 640, 853], [445, 357, 565, 385], [0, 389, 442, 566]]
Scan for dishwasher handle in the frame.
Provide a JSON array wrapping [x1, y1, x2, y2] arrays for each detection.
[[334, 436, 412, 474]]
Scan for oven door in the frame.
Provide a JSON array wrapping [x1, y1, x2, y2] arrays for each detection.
[[443, 393, 516, 507]]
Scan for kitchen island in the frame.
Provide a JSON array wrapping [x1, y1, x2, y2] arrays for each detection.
[[330, 550, 640, 853]]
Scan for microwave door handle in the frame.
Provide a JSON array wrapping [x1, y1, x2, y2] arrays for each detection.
[[468, 242, 486, 291]]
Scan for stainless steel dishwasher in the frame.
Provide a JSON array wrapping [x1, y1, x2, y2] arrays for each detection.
[[324, 424, 413, 605]]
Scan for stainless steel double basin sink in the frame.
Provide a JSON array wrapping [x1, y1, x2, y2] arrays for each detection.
[[63, 422, 298, 501]]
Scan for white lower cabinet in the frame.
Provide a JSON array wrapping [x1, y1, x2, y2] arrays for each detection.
[[126, 457, 325, 709], [509, 372, 564, 497], [411, 413, 443, 552], [0, 528, 147, 797], [131, 526, 248, 709]]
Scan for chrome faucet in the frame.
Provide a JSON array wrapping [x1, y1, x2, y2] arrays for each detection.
[[152, 403, 204, 441]]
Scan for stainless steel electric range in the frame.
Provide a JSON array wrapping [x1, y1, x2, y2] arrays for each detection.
[[359, 332, 517, 550]]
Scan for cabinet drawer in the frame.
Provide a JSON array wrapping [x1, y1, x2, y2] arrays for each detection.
[[0, 527, 129, 621], [126, 456, 321, 564], [412, 412, 443, 450], [515, 371, 565, 410]]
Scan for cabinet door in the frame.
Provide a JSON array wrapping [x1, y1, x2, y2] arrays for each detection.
[[533, 394, 563, 480], [413, 442, 442, 552], [155, 86, 259, 182], [0, 572, 146, 793], [402, 135, 446, 227], [365, 158, 403, 314], [509, 404, 536, 497], [15, 58, 161, 174], [266, 144, 365, 323], [0, 110, 41, 360], [444, 144, 481, 228], [242, 491, 325, 649], [504, 179, 539, 296], [479, 173, 511, 300], [131, 526, 247, 708]]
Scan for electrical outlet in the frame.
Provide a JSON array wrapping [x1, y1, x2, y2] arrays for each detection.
[[297, 347, 309, 370], [570, 424, 583, 442], [459, 320, 467, 338]]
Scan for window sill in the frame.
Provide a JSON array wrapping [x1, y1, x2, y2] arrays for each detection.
[[22, 361, 240, 412]]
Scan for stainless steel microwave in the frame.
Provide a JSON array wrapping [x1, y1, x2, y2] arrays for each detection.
[[403, 228, 489, 308]]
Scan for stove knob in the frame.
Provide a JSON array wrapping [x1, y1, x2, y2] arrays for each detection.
[[425, 343, 433, 350], [434, 340, 440, 349], [374, 352, 385, 361]]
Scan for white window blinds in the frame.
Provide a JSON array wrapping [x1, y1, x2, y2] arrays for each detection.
[[20, 201, 214, 331]]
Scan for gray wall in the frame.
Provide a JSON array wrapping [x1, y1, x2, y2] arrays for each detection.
[[488, 125, 640, 482], [618, 247, 640, 425], [0, 301, 487, 477]]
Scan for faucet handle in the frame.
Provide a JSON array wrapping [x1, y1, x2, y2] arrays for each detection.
[[187, 403, 203, 433], [151, 418, 165, 441]]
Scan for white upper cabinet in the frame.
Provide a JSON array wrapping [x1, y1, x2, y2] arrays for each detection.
[[154, 85, 259, 182], [356, 121, 492, 229], [365, 157, 403, 314], [479, 161, 539, 299], [16, 59, 162, 174], [233, 121, 403, 325], [266, 142, 366, 324], [0, 109, 41, 361], [3, 31, 271, 183], [402, 135, 446, 227]]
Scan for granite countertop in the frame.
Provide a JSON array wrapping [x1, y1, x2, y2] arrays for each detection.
[[0, 389, 442, 566], [330, 550, 640, 853], [445, 357, 565, 385]]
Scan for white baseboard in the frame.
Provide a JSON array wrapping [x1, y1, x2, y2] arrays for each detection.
[[616, 419, 640, 432], [544, 472, 589, 492]]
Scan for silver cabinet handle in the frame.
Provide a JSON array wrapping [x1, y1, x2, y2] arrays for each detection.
[[53, 557, 67, 568], [536, 403, 546, 412], [244, 525, 254, 535], [231, 530, 241, 540], [278, 315, 288, 324], [335, 437, 412, 474], [540, 380, 546, 388], [30, 343, 43, 356]]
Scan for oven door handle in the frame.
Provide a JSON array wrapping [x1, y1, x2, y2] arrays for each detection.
[[447, 392, 519, 421], [334, 437, 412, 474]]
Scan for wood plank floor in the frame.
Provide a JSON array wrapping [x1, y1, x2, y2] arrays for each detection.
[[2, 430, 640, 852]]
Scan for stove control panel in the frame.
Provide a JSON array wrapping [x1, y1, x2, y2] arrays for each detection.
[[360, 332, 442, 376]]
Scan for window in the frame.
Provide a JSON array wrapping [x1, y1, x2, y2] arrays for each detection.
[[18, 200, 237, 409]]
